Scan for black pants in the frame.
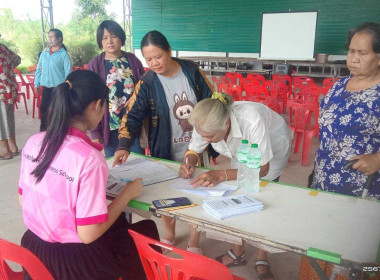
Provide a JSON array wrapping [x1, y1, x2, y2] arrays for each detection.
[[39, 87, 54, 132]]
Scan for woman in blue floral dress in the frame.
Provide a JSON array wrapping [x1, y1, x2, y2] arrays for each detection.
[[311, 23, 380, 200]]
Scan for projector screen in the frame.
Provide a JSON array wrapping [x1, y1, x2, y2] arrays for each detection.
[[260, 11, 318, 61]]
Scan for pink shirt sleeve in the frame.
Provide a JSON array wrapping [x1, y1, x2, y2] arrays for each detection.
[[76, 154, 109, 226]]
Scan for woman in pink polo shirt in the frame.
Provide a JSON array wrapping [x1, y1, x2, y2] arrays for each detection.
[[19, 70, 159, 280]]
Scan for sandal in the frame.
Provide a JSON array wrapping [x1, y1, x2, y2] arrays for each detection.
[[187, 245, 203, 255], [160, 239, 174, 254], [215, 249, 247, 267], [255, 260, 274, 280]]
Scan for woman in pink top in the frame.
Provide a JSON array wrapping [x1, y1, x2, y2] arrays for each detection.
[[19, 70, 159, 280]]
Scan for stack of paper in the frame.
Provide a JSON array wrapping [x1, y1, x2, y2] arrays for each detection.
[[169, 178, 238, 197], [203, 194, 263, 220], [106, 158, 180, 197]]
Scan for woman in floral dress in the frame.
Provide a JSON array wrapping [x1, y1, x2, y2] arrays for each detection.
[[311, 23, 380, 199], [0, 37, 21, 159], [87, 20, 145, 157]]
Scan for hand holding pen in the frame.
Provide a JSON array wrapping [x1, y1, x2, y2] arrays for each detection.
[[179, 156, 195, 179]]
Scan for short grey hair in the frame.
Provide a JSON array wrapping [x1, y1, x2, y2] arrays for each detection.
[[189, 93, 234, 132]]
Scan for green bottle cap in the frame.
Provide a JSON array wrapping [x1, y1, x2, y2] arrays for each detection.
[[251, 143, 258, 148], [242, 139, 248, 144]]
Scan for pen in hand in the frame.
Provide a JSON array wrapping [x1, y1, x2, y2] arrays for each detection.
[[185, 157, 190, 179]]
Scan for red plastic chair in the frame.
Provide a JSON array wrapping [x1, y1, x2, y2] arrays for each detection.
[[14, 69, 32, 99], [13, 83, 28, 115], [211, 76, 229, 91], [272, 74, 292, 95], [225, 72, 243, 86], [265, 80, 289, 113], [0, 238, 54, 280], [248, 95, 281, 114], [287, 99, 319, 166], [245, 85, 270, 99], [298, 84, 321, 102], [219, 83, 243, 101], [322, 77, 339, 96], [128, 230, 245, 280], [26, 75, 41, 119], [246, 73, 266, 86]]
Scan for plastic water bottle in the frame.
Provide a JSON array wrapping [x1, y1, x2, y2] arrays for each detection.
[[237, 139, 249, 189], [246, 143, 261, 193]]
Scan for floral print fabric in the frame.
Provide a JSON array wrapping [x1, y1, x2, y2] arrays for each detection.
[[0, 44, 21, 104], [105, 55, 136, 130], [311, 76, 380, 199]]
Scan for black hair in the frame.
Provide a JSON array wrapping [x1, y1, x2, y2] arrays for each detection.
[[49, 28, 67, 51], [96, 20, 126, 49], [346, 22, 380, 53], [32, 70, 109, 182], [140, 30, 171, 54]]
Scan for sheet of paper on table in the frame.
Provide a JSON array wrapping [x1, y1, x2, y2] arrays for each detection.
[[203, 194, 263, 220], [106, 158, 180, 197], [169, 178, 238, 197]]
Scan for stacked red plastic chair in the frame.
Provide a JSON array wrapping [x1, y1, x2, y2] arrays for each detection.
[[219, 83, 243, 101], [322, 77, 339, 96], [246, 73, 266, 86], [14, 68, 32, 99], [26, 75, 41, 119], [13, 82, 28, 115], [212, 76, 229, 92], [225, 72, 243, 86], [287, 99, 319, 166]]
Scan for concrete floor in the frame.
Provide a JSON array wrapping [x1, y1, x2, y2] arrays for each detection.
[[0, 82, 320, 279]]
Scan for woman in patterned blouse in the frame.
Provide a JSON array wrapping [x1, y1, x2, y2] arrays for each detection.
[[311, 23, 380, 199], [87, 20, 145, 157], [0, 36, 21, 160]]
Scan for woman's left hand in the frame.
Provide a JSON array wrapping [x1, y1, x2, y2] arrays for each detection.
[[350, 153, 380, 176], [190, 170, 225, 187]]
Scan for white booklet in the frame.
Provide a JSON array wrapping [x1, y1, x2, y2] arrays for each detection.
[[203, 194, 263, 220], [169, 178, 238, 197], [106, 158, 180, 197]]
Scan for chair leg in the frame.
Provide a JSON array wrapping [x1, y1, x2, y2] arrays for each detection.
[[293, 132, 303, 154], [26, 86, 30, 99], [32, 96, 36, 118], [21, 93, 29, 115], [302, 131, 314, 166]]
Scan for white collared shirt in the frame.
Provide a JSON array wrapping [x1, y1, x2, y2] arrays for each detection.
[[189, 101, 291, 180]]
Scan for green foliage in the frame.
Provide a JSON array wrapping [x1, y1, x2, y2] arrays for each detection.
[[74, 0, 111, 20], [68, 41, 100, 66], [16, 66, 28, 74], [0, 38, 19, 53]]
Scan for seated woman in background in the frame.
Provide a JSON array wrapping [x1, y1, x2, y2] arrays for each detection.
[[87, 20, 146, 157], [311, 22, 380, 199], [19, 70, 159, 280], [180, 92, 291, 280]]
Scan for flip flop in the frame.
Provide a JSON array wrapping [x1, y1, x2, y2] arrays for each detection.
[[160, 239, 174, 254], [255, 259, 274, 280], [215, 249, 247, 267], [187, 245, 203, 255], [0, 155, 12, 160]]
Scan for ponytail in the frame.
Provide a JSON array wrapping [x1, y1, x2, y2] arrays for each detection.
[[189, 92, 233, 133], [32, 70, 109, 182]]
